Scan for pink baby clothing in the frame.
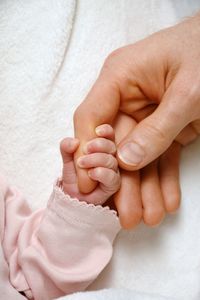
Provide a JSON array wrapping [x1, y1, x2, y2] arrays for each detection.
[[0, 175, 121, 300]]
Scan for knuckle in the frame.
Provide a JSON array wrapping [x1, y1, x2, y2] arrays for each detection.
[[96, 167, 105, 178], [94, 167, 101, 177], [146, 123, 168, 146], [173, 76, 200, 119], [102, 48, 129, 81], [104, 48, 124, 66], [178, 78, 200, 101], [73, 104, 87, 125], [105, 154, 114, 168], [73, 105, 82, 122]]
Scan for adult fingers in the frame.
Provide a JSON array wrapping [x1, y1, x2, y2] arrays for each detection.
[[176, 123, 199, 145], [114, 169, 142, 229], [117, 74, 194, 170], [113, 112, 142, 228], [74, 77, 120, 193], [159, 142, 181, 213], [141, 160, 165, 226]]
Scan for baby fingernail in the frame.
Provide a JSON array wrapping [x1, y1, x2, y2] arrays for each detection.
[[118, 142, 145, 166], [95, 127, 103, 135], [95, 125, 108, 136], [95, 124, 112, 136]]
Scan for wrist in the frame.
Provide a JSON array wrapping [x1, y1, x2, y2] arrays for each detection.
[[56, 178, 100, 206]]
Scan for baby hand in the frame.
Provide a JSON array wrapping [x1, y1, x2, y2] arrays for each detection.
[[60, 124, 120, 205]]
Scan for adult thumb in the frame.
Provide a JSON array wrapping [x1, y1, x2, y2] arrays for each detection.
[[117, 91, 191, 170]]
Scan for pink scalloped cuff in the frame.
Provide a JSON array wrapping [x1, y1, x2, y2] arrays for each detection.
[[47, 186, 121, 234]]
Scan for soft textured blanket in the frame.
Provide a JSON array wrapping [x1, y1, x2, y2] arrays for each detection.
[[0, 1, 200, 299], [61, 288, 174, 300]]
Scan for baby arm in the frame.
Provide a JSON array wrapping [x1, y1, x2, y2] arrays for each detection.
[[1, 125, 121, 300]]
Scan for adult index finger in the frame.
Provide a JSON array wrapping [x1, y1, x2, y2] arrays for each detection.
[[74, 75, 120, 193]]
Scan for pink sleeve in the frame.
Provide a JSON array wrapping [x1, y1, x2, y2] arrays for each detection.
[[1, 178, 121, 300]]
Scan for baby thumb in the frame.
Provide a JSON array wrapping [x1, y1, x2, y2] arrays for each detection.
[[117, 99, 189, 170]]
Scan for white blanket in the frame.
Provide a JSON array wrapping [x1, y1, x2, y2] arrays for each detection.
[[0, 1, 200, 299], [61, 288, 173, 300]]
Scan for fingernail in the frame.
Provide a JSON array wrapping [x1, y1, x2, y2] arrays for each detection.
[[95, 124, 108, 136], [95, 127, 103, 136], [118, 143, 145, 166]]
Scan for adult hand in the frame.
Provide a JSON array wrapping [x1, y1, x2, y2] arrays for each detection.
[[74, 12, 200, 227], [111, 113, 181, 228]]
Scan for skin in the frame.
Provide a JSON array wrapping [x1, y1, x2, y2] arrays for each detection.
[[60, 124, 120, 205], [73, 12, 200, 228], [112, 113, 181, 228]]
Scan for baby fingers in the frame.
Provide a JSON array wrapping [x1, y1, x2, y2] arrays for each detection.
[[60, 138, 80, 164], [88, 167, 121, 194], [83, 138, 116, 155], [77, 153, 118, 171], [95, 124, 115, 140]]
